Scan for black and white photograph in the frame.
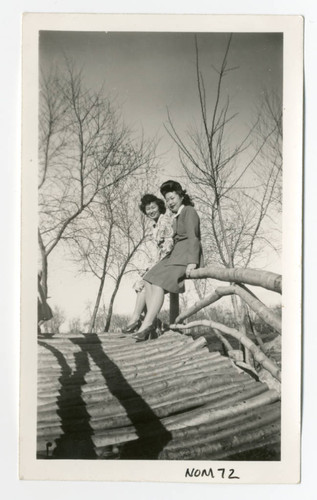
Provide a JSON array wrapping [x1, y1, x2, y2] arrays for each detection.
[[20, 13, 302, 483]]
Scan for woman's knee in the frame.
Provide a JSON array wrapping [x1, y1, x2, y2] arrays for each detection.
[[144, 281, 153, 302], [144, 281, 151, 290]]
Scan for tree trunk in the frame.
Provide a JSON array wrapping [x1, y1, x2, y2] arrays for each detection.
[[88, 223, 114, 333], [239, 300, 254, 366], [104, 240, 144, 332], [88, 272, 107, 333], [230, 292, 245, 361], [103, 279, 121, 333]]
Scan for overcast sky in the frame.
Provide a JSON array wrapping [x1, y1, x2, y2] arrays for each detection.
[[39, 31, 283, 326]]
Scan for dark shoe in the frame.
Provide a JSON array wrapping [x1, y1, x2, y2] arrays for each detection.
[[133, 324, 156, 342], [122, 319, 141, 334], [149, 328, 158, 340]]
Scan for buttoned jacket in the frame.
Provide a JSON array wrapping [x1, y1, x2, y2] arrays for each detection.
[[167, 205, 204, 267]]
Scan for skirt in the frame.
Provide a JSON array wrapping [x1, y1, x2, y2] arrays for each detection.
[[143, 257, 186, 294]]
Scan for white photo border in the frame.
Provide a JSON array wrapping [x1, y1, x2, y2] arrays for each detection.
[[20, 13, 303, 483]]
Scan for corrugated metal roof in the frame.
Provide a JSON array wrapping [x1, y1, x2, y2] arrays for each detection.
[[37, 331, 280, 460]]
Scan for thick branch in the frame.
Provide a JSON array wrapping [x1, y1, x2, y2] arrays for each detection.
[[176, 282, 281, 334], [175, 285, 235, 323], [188, 266, 282, 294], [234, 284, 281, 334], [170, 320, 281, 383]]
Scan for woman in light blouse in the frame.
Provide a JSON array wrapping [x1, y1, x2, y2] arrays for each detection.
[[122, 193, 173, 334]]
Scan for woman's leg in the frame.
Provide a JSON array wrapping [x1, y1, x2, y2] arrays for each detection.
[[128, 289, 146, 324], [139, 283, 164, 330], [144, 281, 153, 311]]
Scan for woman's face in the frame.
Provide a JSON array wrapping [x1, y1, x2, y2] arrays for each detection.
[[145, 202, 160, 221], [165, 191, 183, 213]]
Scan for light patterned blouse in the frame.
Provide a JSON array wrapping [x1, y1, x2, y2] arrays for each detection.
[[133, 212, 173, 291], [151, 212, 174, 261]]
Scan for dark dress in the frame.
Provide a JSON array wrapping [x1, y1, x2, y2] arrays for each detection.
[[143, 205, 203, 293]]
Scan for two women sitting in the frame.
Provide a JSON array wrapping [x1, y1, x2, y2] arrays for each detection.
[[124, 180, 203, 342]]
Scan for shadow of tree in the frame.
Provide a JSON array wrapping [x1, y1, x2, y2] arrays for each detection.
[[38, 341, 97, 459], [38, 334, 172, 459], [73, 334, 172, 459]]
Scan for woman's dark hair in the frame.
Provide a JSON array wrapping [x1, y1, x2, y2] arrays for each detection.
[[160, 180, 194, 206], [139, 194, 166, 215]]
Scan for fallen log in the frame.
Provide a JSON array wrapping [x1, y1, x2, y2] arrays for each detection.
[[213, 433, 280, 460], [159, 389, 280, 430], [161, 401, 281, 450], [160, 423, 281, 459], [159, 401, 280, 454]]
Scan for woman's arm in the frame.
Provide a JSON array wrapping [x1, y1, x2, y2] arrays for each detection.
[[184, 207, 201, 266]]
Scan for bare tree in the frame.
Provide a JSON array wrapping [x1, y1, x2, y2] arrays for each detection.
[[42, 306, 66, 334], [83, 303, 108, 334], [252, 90, 283, 213], [65, 193, 117, 332], [38, 61, 156, 298], [68, 316, 83, 334], [167, 35, 281, 270], [65, 174, 157, 333], [103, 177, 153, 332], [166, 34, 282, 358]]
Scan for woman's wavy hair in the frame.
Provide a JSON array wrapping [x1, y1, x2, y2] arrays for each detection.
[[139, 193, 166, 215], [160, 180, 194, 206]]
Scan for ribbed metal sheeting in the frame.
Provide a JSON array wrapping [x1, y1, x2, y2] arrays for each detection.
[[37, 331, 281, 460]]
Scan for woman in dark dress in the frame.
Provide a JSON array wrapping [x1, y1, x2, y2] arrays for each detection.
[[133, 180, 203, 341]]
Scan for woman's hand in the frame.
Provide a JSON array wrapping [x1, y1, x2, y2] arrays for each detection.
[[186, 263, 197, 278], [133, 279, 145, 292]]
